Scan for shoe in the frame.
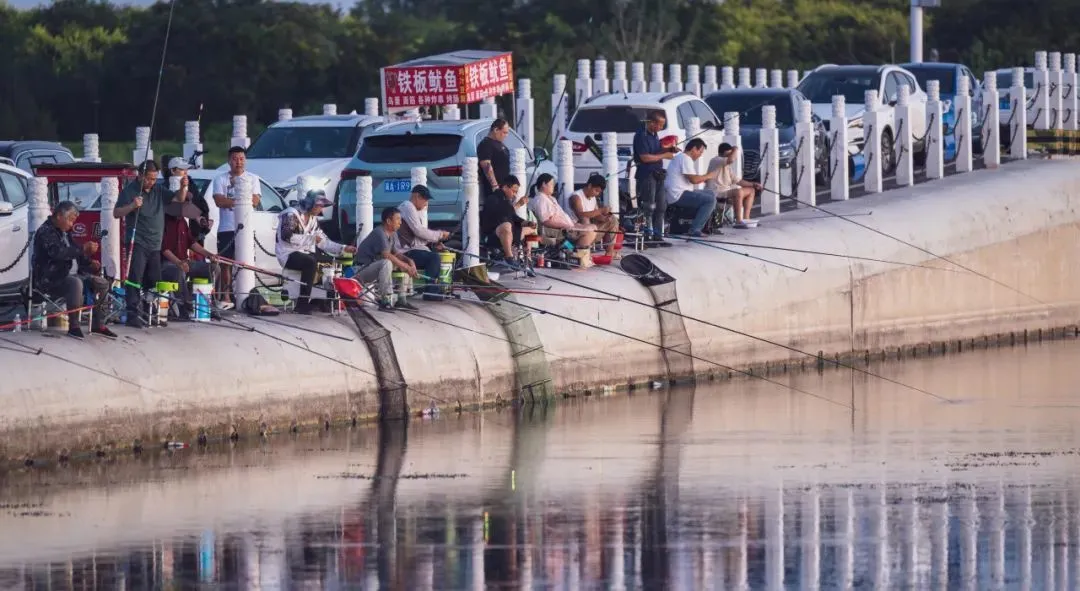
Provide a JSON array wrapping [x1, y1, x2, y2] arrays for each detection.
[[126, 315, 147, 329], [219, 302, 235, 311], [525, 267, 537, 278], [395, 300, 420, 311], [91, 326, 118, 339], [294, 303, 315, 315], [687, 231, 705, 238], [649, 237, 672, 247], [67, 325, 85, 340], [377, 300, 395, 313], [734, 222, 749, 229]]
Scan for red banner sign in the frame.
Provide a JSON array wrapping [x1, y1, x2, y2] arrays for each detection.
[[382, 53, 514, 111]]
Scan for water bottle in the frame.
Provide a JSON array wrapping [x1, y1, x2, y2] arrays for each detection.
[[13, 314, 21, 332]]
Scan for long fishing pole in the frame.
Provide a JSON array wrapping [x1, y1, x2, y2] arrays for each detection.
[[0, 333, 159, 392], [666, 234, 808, 272], [689, 237, 964, 272], [761, 185, 1045, 305]]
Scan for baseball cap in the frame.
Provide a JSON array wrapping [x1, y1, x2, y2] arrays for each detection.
[[411, 184, 433, 200], [305, 189, 333, 209], [167, 156, 191, 171]]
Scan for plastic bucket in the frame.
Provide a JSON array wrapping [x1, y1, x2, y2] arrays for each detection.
[[438, 251, 456, 294], [192, 278, 212, 322], [392, 271, 406, 304]]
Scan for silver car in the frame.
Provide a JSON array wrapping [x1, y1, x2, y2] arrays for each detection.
[[332, 119, 555, 243]]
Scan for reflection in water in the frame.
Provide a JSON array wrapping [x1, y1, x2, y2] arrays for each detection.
[[3, 341, 1080, 589]]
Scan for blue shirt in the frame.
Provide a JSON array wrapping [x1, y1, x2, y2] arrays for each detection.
[[632, 124, 663, 180]]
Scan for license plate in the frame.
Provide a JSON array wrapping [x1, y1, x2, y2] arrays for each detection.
[[383, 179, 411, 193], [617, 147, 631, 158], [999, 98, 1010, 109]]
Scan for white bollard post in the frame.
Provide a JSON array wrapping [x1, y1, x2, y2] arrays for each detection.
[[1064, 54, 1078, 131], [863, 90, 884, 193], [28, 177, 49, 235], [787, 70, 801, 90], [703, 66, 718, 95], [230, 116, 250, 149], [355, 175, 373, 245], [509, 149, 527, 220], [894, 85, 915, 186], [1033, 51, 1051, 130], [133, 126, 152, 166], [517, 79, 535, 155], [232, 175, 255, 306], [182, 121, 203, 169], [100, 177, 121, 279], [981, 72, 1001, 167], [687, 116, 703, 189], [830, 96, 850, 199], [1009, 68, 1028, 159], [411, 166, 429, 227], [443, 104, 460, 121], [557, 139, 575, 207], [667, 64, 684, 93], [755, 68, 768, 89], [612, 61, 628, 94], [277, 108, 292, 122], [770, 69, 783, 89], [631, 62, 646, 93], [82, 133, 100, 163], [686, 65, 701, 97], [602, 132, 619, 217], [461, 157, 481, 268], [364, 98, 380, 117], [722, 112, 743, 177], [323, 104, 337, 116], [479, 97, 497, 119], [1049, 52, 1064, 130], [955, 76, 973, 172], [649, 63, 665, 93], [760, 106, 781, 215], [575, 59, 592, 108], [552, 74, 568, 143], [721, 67, 735, 90], [738, 68, 752, 89], [924, 81, 945, 179], [593, 59, 609, 95], [794, 100, 817, 204]]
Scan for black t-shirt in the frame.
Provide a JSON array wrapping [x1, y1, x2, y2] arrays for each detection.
[[480, 191, 522, 237], [476, 136, 510, 194]]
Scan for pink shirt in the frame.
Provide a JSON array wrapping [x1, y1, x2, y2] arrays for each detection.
[[530, 192, 576, 230]]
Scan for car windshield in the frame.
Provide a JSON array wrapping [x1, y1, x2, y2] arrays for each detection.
[[798, 71, 880, 104], [908, 69, 956, 95], [995, 70, 1036, 89], [704, 94, 794, 126], [54, 181, 104, 211], [356, 133, 463, 163], [568, 106, 667, 133], [246, 126, 359, 159]]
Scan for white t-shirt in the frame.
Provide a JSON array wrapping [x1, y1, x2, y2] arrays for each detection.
[[211, 171, 263, 232], [663, 152, 700, 204], [568, 189, 597, 224], [705, 156, 741, 194]]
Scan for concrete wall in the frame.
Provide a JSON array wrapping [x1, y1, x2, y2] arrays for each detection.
[[2, 158, 1079, 459]]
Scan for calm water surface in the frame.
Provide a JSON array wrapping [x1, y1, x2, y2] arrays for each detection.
[[3, 340, 1080, 590]]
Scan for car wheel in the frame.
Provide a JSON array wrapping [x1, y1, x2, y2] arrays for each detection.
[[816, 154, 831, 186], [880, 128, 897, 175]]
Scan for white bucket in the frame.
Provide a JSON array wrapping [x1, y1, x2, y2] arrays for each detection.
[[193, 281, 212, 322]]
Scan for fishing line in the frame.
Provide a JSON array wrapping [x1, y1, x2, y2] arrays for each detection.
[[689, 237, 963, 272], [0, 334, 159, 392], [666, 234, 808, 272]]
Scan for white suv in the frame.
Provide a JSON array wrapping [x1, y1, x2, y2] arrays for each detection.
[[798, 65, 929, 174], [561, 91, 726, 190], [0, 162, 31, 301]]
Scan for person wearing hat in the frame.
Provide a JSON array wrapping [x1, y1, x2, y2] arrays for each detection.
[[161, 199, 216, 321], [275, 189, 357, 315], [397, 184, 451, 301]]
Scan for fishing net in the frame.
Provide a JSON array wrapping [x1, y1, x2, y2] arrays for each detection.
[[346, 301, 410, 419], [620, 254, 696, 381]]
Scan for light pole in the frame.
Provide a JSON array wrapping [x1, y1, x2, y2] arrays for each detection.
[[910, 0, 941, 64]]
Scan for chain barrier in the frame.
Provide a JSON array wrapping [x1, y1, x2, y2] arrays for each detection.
[[911, 112, 936, 144], [0, 237, 31, 274], [254, 232, 275, 258], [1027, 84, 1043, 109], [977, 103, 993, 153], [827, 130, 840, 181], [1000, 99, 1020, 151], [892, 118, 907, 161]]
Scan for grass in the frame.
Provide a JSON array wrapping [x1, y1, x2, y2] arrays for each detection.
[[61, 121, 267, 170]]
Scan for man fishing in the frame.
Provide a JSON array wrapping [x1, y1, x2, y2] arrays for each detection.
[[275, 189, 357, 315], [354, 207, 418, 313], [161, 199, 216, 321], [396, 184, 450, 301]]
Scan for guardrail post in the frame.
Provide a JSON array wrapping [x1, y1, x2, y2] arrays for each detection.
[[509, 149, 527, 220], [702, 66, 718, 94], [981, 72, 1001, 167], [411, 166, 429, 227], [738, 68, 751, 89], [603, 132, 619, 217], [100, 177, 120, 279], [721, 67, 735, 90], [863, 90, 884, 193], [356, 175, 374, 246], [575, 59, 592, 108], [232, 175, 255, 306], [133, 126, 152, 165], [770, 69, 783, 89], [649, 63, 665, 93], [787, 70, 801, 90], [230, 116, 249, 149], [1034, 51, 1051, 130], [830, 95, 850, 199], [667, 64, 683, 93], [364, 98, 380, 117], [277, 108, 292, 122], [687, 116, 703, 189], [322, 103, 337, 116], [1049, 52, 1063, 130], [479, 97, 497, 119], [686, 65, 701, 97], [755, 68, 768, 89], [795, 100, 817, 205], [631, 62, 646, 93], [955, 76, 973, 172], [182, 122, 202, 169], [551, 74, 568, 143], [925, 81, 945, 179], [82, 133, 100, 163], [895, 85, 915, 185], [28, 177, 49, 235], [557, 138, 575, 206], [461, 160, 480, 268], [517, 79, 535, 155], [1064, 55, 1078, 132], [760, 106, 781, 215], [723, 112, 743, 177], [1009, 68, 1029, 159], [593, 59, 609, 96], [612, 61, 628, 94]]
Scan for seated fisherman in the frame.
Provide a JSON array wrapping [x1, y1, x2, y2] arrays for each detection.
[[354, 207, 419, 313], [480, 175, 536, 272], [528, 173, 597, 249], [275, 190, 357, 315], [706, 143, 762, 229], [397, 184, 451, 301], [161, 200, 216, 321], [569, 173, 620, 258], [31, 201, 117, 339]]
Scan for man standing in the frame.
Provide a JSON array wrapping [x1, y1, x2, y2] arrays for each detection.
[[477, 118, 511, 197], [114, 160, 178, 328], [212, 146, 262, 309], [397, 184, 451, 301], [353, 207, 418, 312], [663, 138, 720, 237], [32, 201, 116, 339], [632, 110, 678, 247], [275, 190, 357, 315]]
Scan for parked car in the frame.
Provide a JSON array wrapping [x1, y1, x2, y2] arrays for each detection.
[[0, 161, 31, 301], [900, 62, 985, 152], [225, 113, 383, 213], [703, 88, 830, 184], [797, 65, 929, 174], [334, 118, 556, 244], [561, 91, 726, 189], [0, 141, 75, 175]]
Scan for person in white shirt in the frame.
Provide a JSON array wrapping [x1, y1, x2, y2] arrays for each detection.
[[397, 184, 451, 300], [529, 173, 600, 269], [211, 146, 263, 308], [276, 190, 356, 314], [706, 143, 762, 228], [662, 138, 720, 237], [569, 173, 620, 258]]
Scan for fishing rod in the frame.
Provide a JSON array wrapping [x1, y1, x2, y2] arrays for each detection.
[[0, 333, 159, 392], [688, 237, 965, 272], [760, 185, 1045, 305], [458, 246, 952, 403], [666, 234, 808, 273]]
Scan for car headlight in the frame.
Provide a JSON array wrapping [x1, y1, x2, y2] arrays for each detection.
[[778, 143, 795, 160]]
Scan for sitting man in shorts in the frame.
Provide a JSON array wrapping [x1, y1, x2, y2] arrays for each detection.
[[706, 143, 762, 229], [529, 179, 598, 269], [568, 173, 620, 259]]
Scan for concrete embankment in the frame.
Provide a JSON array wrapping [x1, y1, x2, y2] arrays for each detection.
[[2, 158, 1079, 460]]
